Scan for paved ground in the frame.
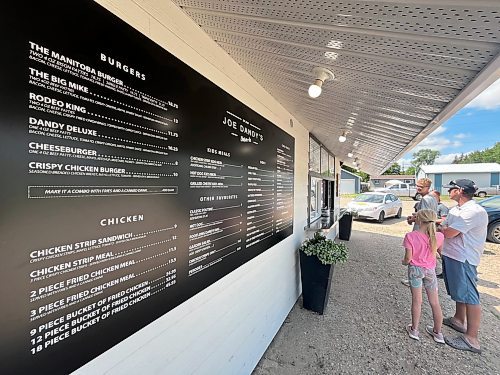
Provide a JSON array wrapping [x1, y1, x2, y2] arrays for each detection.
[[253, 199, 500, 375]]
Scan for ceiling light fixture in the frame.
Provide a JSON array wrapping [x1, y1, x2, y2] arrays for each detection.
[[338, 130, 348, 143], [308, 67, 334, 98], [347, 152, 353, 158]]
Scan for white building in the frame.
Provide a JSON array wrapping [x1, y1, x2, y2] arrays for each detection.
[[340, 169, 362, 194], [418, 163, 500, 193]]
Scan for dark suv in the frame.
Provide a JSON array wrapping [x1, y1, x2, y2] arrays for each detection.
[[479, 196, 500, 244]]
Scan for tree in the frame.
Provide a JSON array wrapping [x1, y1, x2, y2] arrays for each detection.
[[411, 149, 440, 175], [405, 166, 416, 176], [453, 142, 500, 164], [343, 165, 370, 182], [383, 163, 402, 175]]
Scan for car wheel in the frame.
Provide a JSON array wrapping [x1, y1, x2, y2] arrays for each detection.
[[477, 192, 487, 198], [377, 211, 385, 223], [487, 222, 500, 244], [396, 207, 402, 219], [413, 193, 422, 201]]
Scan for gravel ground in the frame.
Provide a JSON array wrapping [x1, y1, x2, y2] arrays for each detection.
[[253, 199, 500, 375]]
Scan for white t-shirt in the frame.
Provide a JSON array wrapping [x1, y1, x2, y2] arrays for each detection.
[[442, 200, 488, 266]]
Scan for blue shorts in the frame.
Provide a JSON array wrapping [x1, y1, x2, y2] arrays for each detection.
[[442, 255, 480, 305]]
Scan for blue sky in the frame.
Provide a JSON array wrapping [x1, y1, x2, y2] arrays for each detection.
[[399, 78, 500, 167]]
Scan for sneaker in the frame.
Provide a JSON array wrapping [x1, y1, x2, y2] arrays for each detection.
[[406, 324, 419, 341], [401, 279, 410, 287], [425, 326, 445, 344]]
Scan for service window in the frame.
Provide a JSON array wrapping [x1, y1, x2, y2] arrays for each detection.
[[309, 176, 323, 221], [309, 138, 320, 173], [307, 136, 336, 226], [329, 154, 335, 176], [320, 147, 329, 176]]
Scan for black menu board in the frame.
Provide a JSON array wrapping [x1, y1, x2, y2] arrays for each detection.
[[0, 2, 294, 374]]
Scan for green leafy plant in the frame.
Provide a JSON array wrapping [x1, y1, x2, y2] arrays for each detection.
[[299, 232, 349, 265]]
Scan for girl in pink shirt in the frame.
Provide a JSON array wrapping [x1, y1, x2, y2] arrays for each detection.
[[402, 209, 445, 343]]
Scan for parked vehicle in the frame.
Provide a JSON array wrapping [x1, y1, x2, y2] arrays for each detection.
[[475, 185, 500, 198], [375, 183, 421, 200], [478, 196, 500, 244], [347, 192, 403, 223]]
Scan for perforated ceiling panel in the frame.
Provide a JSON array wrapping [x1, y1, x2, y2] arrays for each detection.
[[172, 0, 500, 173]]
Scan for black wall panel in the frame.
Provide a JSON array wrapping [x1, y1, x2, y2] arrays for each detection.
[[0, 2, 294, 374]]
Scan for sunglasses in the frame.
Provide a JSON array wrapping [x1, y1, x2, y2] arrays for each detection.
[[448, 187, 459, 193]]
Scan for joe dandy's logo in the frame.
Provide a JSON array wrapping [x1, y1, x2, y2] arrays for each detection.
[[222, 111, 264, 145]]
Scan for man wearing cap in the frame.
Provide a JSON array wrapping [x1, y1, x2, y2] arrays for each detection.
[[438, 179, 488, 354]]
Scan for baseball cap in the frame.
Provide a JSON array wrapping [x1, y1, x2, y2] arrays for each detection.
[[443, 179, 477, 194]]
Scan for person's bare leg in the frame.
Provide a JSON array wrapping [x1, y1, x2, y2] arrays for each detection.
[[463, 304, 481, 349], [452, 302, 467, 330], [411, 286, 422, 330], [426, 288, 442, 332]]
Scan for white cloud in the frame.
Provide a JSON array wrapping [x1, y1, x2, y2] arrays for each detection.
[[454, 133, 467, 139], [435, 153, 461, 164], [465, 78, 500, 110], [429, 126, 446, 136], [397, 158, 412, 170], [409, 126, 463, 153], [398, 152, 467, 168]]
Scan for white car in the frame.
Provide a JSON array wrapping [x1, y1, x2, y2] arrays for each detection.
[[347, 192, 403, 223]]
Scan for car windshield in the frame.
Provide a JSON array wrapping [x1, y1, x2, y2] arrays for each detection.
[[479, 196, 500, 209], [353, 194, 384, 203]]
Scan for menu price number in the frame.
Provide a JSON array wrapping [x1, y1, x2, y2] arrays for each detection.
[[165, 279, 176, 288], [165, 274, 176, 283], [167, 257, 177, 265], [168, 146, 178, 152], [167, 131, 179, 138], [167, 101, 178, 109], [165, 269, 176, 277], [167, 246, 177, 253]]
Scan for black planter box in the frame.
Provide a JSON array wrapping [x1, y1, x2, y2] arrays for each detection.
[[299, 251, 334, 314], [338, 212, 353, 241]]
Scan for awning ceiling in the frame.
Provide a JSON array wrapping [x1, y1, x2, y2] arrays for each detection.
[[171, 0, 500, 174]]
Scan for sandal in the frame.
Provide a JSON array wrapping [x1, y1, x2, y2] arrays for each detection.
[[445, 335, 481, 354], [443, 317, 466, 334]]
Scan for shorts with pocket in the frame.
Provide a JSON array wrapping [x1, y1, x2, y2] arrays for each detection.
[[442, 255, 480, 305], [408, 265, 438, 290]]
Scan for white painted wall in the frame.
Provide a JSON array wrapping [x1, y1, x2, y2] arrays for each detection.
[[74, 1, 316, 374]]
